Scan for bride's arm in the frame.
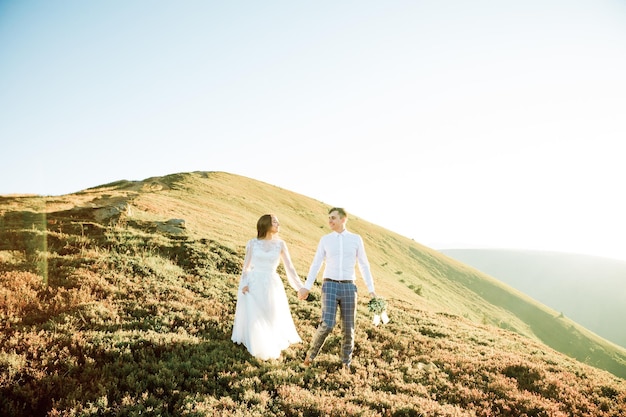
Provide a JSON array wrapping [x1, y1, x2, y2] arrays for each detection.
[[280, 240, 303, 291], [239, 240, 254, 292]]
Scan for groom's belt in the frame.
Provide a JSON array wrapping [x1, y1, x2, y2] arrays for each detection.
[[323, 278, 353, 284]]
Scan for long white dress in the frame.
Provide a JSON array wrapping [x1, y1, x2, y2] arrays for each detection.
[[231, 238, 303, 360]]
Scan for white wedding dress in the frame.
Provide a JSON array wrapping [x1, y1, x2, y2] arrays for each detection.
[[231, 238, 303, 360]]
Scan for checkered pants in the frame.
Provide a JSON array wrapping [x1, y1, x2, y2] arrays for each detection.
[[306, 280, 357, 366]]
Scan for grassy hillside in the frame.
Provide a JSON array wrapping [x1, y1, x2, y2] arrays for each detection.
[[440, 249, 626, 349], [1, 171, 625, 416]]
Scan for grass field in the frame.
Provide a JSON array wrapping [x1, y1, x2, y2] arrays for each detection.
[[1, 171, 625, 416]]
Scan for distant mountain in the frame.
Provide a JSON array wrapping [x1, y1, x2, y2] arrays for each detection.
[[440, 249, 626, 349]]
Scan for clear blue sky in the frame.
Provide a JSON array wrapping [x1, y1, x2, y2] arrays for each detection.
[[2, 0, 626, 261]]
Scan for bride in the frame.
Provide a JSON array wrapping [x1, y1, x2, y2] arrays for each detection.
[[231, 214, 304, 360]]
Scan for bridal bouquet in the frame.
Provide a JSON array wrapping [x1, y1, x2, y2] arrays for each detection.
[[368, 297, 389, 326]]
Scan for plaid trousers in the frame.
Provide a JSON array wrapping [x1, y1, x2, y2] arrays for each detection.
[[306, 280, 357, 366]]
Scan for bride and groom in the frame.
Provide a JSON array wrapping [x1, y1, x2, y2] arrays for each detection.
[[231, 208, 377, 369]]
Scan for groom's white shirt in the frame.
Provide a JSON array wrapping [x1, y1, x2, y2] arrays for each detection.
[[304, 230, 375, 293]]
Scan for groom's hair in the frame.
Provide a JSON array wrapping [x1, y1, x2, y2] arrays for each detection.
[[257, 214, 274, 238], [329, 207, 347, 218]]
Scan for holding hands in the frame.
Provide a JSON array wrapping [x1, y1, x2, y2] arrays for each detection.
[[298, 288, 309, 300]]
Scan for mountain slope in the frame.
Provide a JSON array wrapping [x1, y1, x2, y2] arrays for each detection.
[[1, 171, 625, 416], [440, 249, 626, 349], [86, 172, 626, 377]]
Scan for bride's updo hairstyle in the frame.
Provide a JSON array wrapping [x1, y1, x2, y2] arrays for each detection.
[[257, 214, 274, 239]]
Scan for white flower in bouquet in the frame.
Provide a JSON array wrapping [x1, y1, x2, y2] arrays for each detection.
[[381, 310, 390, 324]]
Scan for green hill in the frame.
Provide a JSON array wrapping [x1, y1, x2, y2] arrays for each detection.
[[1, 171, 625, 416]]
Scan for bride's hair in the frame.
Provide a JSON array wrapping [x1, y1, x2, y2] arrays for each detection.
[[257, 214, 274, 238]]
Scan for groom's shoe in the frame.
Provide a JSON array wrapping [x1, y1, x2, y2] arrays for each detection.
[[341, 363, 353, 374]]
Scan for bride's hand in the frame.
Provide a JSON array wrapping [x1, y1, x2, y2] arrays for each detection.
[[242, 285, 249, 294], [298, 288, 309, 300]]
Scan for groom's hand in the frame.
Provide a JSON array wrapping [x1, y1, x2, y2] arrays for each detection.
[[298, 288, 310, 300]]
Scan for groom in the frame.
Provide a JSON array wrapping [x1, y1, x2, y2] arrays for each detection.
[[298, 207, 377, 370]]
